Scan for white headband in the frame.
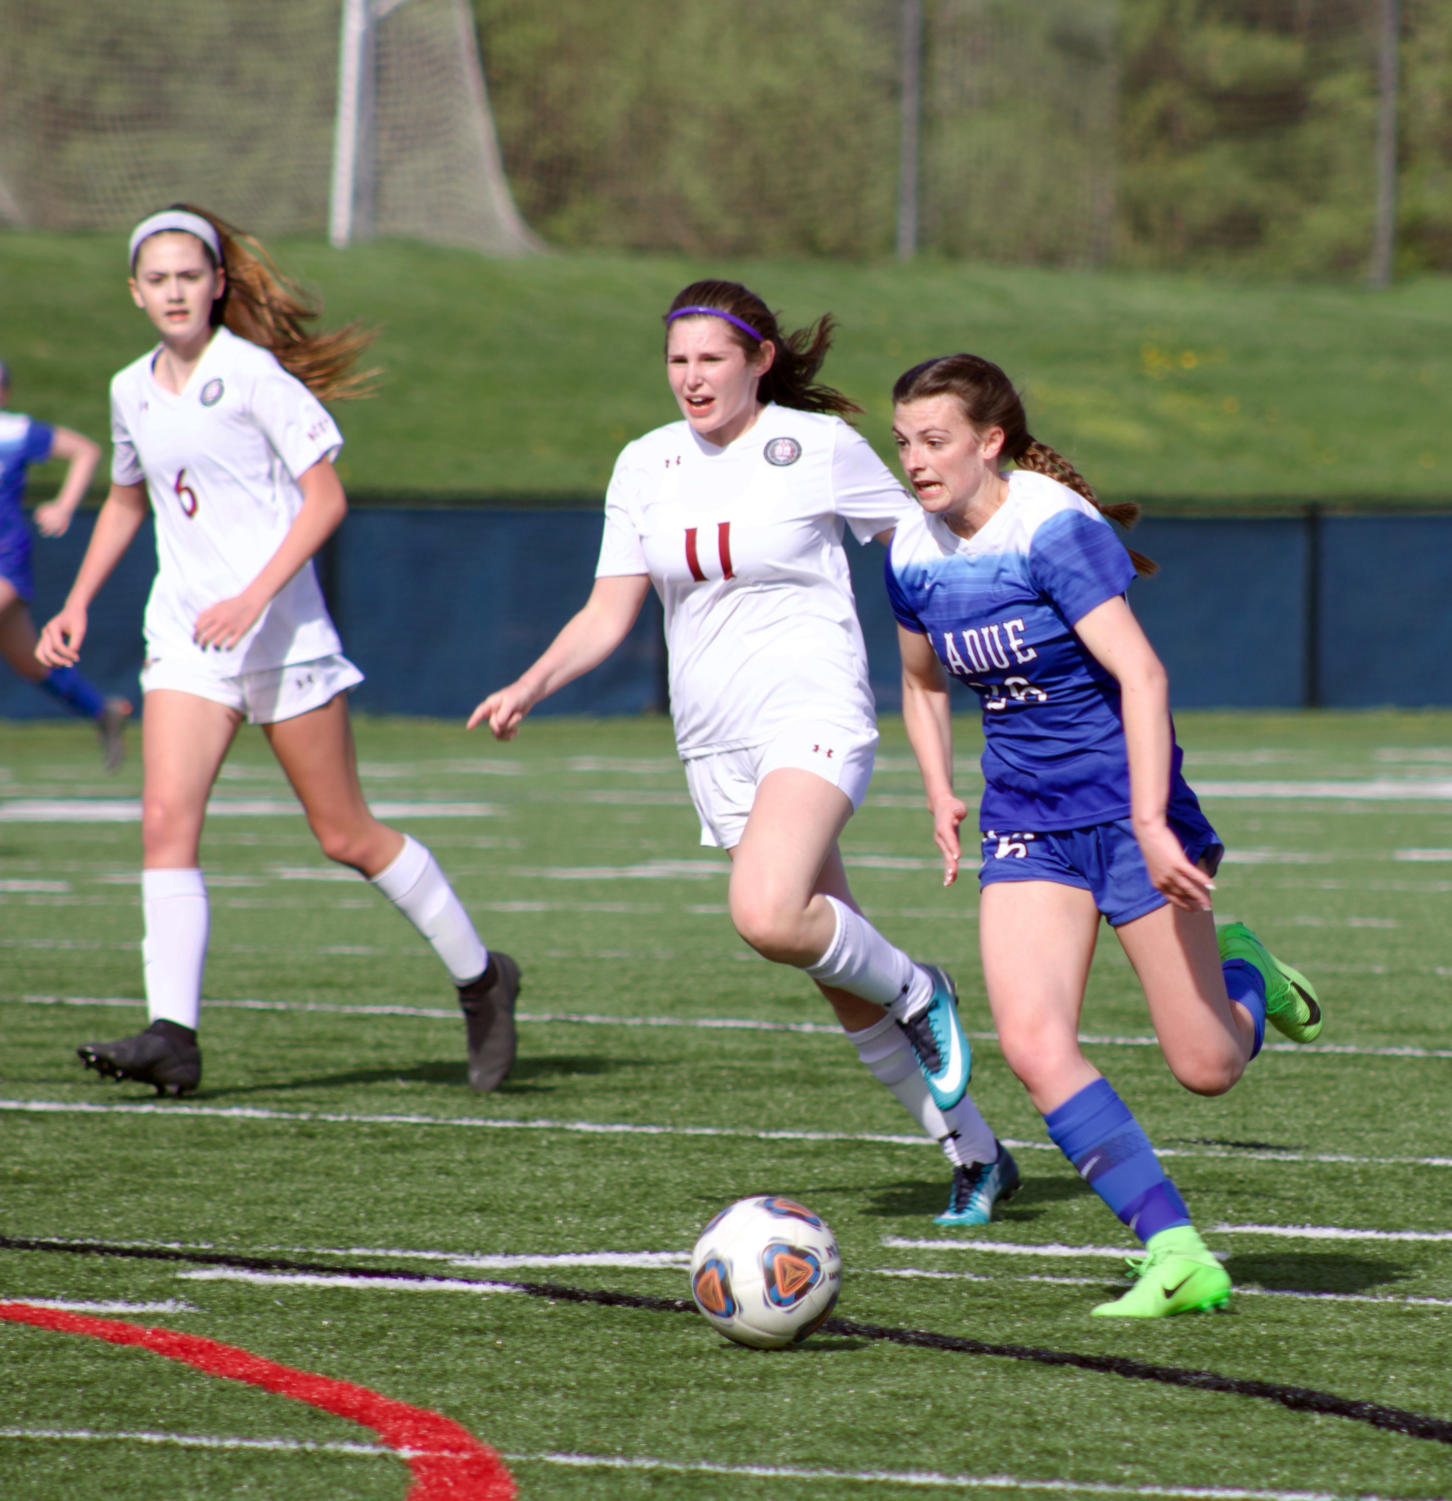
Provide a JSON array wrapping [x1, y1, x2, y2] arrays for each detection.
[[128, 210, 223, 269]]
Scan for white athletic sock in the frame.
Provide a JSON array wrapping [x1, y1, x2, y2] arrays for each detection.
[[370, 835, 488, 986], [142, 867, 208, 1032], [848, 1012, 998, 1166], [804, 895, 932, 1015]]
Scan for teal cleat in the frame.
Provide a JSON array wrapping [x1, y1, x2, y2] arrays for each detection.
[[1218, 921, 1322, 1043], [897, 964, 971, 1110], [1092, 1225, 1232, 1318], [935, 1142, 1021, 1226]]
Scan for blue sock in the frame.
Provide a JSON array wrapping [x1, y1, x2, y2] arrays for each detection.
[[1044, 1078, 1190, 1245], [1223, 957, 1267, 1058], [38, 666, 105, 721]]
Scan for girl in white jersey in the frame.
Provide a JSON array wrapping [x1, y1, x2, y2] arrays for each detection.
[[888, 353, 1323, 1314], [36, 205, 519, 1098], [471, 281, 1016, 1226]]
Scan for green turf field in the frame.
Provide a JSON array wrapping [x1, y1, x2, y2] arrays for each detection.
[[3, 232, 1451, 507], [2, 709, 1450, 1498]]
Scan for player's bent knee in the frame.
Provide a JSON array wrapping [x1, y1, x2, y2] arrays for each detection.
[[1167, 1049, 1244, 1097], [313, 824, 374, 873], [140, 801, 203, 865], [997, 1029, 1083, 1098], [729, 891, 812, 966]]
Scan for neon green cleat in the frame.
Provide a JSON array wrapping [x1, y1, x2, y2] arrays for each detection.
[[1091, 1226, 1232, 1318], [1217, 921, 1322, 1044]]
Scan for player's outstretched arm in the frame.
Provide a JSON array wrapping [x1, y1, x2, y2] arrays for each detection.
[[35, 483, 149, 667], [468, 573, 652, 740], [33, 426, 103, 537], [898, 624, 967, 887]]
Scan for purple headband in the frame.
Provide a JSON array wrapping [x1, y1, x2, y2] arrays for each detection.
[[666, 305, 764, 343]]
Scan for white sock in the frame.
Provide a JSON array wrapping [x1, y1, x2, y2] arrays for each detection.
[[804, 895, 932, 1015], [142, 868, 208, 1032], [848, 1012, 998, 1166], [370, 835, 488, 986]]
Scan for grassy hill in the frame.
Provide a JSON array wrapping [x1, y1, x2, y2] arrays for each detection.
[[3, 231, 1449, 508]]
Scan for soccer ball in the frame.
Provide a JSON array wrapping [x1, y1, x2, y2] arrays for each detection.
[[689, 1195, 841, 1349]]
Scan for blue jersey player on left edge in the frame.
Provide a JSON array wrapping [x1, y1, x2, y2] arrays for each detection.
[[885, 352, 1324, 1320], [0, 358, 130, 767]]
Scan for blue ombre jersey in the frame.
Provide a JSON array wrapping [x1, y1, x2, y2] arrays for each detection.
[[886, 469, 1198, 832], [0, 411, 54, 596], [0, 411, 54, 526]]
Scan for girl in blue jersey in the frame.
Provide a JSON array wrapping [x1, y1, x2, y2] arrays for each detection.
[[0, 359, 130, 766], [886, 353, 1322, 1318]]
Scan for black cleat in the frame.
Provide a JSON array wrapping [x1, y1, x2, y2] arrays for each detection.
[[77, 1019, 201, 1097], [457, 952, 520, 1092]]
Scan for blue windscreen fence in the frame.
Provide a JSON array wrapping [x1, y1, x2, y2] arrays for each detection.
[[3, 507, 1448, 722]]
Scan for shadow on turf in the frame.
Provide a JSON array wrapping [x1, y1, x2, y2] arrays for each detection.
[[1228, 1250, 1415, 1296], [863, 1174, 1081, 1221], [69, 1052, 621, 1100]]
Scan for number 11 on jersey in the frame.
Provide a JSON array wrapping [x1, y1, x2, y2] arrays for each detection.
[[684, 522, 734, 582]]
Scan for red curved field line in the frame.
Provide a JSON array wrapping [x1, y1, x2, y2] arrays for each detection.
[[0, 1302, 515, 1501]]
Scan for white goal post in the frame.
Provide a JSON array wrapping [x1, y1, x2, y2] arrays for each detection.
[[0, 0, 539, 255], [328, 0, 539, 253]]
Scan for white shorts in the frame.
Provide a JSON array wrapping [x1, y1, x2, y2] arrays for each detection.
[[683, 721, 878, 850], [140, 652, 365, 726]]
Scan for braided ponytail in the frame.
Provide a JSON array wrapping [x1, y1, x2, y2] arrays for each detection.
[[892, 355, 1156, 578], [1015, 438, 1157, 578]]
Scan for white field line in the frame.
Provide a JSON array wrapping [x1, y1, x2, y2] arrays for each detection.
[[177, 1270, 522, 1294], [0, 1434, 1384, 1501], [0, 1098, 1447, 1176], [873, 1269, 1452, 1308], [15, 993, 1452, 1062], [3, 1096, 1450, 1171], [11, 1298, 198, 1315], [1206, 1223, 1452, 1243], [0, 1428, 390, 1458], [0, 799, 496, 822], [1195, 778, 1452, 800], [1, 938, 730, 962], [5, 777, 1450, 828], [11, 1238, 1450, 1314], [181, 1256, 1452, 1309], [487, 1452, 1401, 1501], [887, 1229, 1452, 1254]]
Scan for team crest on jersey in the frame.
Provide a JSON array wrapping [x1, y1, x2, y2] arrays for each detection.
[[199, 379, 225, 407], [763, 436, 801, 467]]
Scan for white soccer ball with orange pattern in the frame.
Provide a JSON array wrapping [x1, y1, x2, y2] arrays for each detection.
[[689, 1195, 842, 1349]]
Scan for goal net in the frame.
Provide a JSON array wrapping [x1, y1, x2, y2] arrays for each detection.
[[0, 0, 537, 254]]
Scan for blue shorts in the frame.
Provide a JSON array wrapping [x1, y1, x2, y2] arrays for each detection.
[[0, 516, 33, 600], [978, 812, 1223, 927]]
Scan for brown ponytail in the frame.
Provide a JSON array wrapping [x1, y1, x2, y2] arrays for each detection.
[[165, 203, 378, 402]]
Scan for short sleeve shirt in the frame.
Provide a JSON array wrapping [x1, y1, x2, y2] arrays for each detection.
[[110, 326, 344, 673], [886, 468, 1198, 831], [597, 404, 912, 758], [0, 411, 55, 529]]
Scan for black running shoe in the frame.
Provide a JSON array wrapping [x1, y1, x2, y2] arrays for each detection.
[[77, 1019, 201, 1097], [458, 952, 521, 1091]]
